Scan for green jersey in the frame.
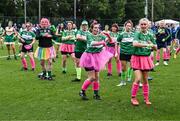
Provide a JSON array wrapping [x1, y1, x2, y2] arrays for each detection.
[[20, 31, 36, 45], [5, 27, 15, 42], [50, 25, 56, 33], [117, 31, 134, 55], [50, 25, 59, 44], [85, 33, 106, 53], [56, 30, 63, 43], [62, 30, 76, 44], [75, 30, 89, 52], [107, 32, 119, 47], [133, 31, 156, 56]]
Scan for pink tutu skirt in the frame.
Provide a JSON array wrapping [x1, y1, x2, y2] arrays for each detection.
[[106, 46, 115, 55], [131, 55, 154, 71], [106, 46, 120, 56], [80, 48, 113, 72], [60, 43, 74, 53]]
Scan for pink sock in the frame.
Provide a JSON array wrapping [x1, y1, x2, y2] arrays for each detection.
[[107, 62, 112, 74], [116, 60, 121, 74], [21, 58, 27, 68], [156, 50, 160, 61], [30, 58, 35, 69], [82, 80, 92, 91], [176, 47, 180, 54], [92, 81, 99, 91], [167, 48, 170, 60], [131, 83, 139, 98], [163, 51, 167, 60], [142, 83, 149, 101]]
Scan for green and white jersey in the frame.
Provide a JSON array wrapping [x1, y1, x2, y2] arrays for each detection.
[[50, 25, 56, 33], [20, 31, 36, 45], [73, 28, 78, 33], [0, 27, 4, 36], [75, 30, 90, 53], [5, 27, 15, 36], [62, 30, 76, 44], [117, 31, 134, 55], [19, 28, 27, 33], [107, 32, 119, 47], [85, 33, 106, 53], [4, 27, 15, 42], [50, 25, 59, 43], [133, 31, 156, 56], [54, 30, 63, 43]]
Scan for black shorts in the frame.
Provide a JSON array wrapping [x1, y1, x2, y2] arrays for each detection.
[[22, 45, 33, 53], [84, 67, 99, 72], [166, 40, 172, 46], [157, 43, 167, 49], [120, 53, 132, 62], [61, 51, 74, 55], [133, 68, 152, 72], [75, 52, 83, 58]]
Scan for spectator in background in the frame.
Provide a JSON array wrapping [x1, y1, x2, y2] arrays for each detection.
[[0, 23, 4, 49], [174, 24, 180, 58], [155, 21, 170, 66], [18, 23, 27, 55], [60, 21, 76, 74], [4, 21, 17, 60]]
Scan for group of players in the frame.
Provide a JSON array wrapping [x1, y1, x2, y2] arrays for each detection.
[[0, 18, 180, 106]]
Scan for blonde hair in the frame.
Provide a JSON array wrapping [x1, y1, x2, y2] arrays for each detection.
[[8, 21, 13, 26], [159, 20, 165, 27], [26, 22, 32, 26], [67, 21, 73, 26], [139, 18, 150, 31], [160, 20, 165, 24], [139, 18, 149, 25], [124, 20, 133, 28]]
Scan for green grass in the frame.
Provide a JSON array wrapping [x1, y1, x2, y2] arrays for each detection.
[[0, 43, 180, 120]]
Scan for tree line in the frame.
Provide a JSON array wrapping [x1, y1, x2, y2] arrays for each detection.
[[0, 0, 179, 25]]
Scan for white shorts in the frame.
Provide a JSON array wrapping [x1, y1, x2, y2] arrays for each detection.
[[4, 42, 15, 45]]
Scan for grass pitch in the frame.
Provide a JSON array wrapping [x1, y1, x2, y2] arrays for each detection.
[[0, 43, 180, 120]]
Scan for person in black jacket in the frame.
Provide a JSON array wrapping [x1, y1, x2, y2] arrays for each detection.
[[174, 25, 180, 58], [34, 18, 56, 80], [155, 21, 170, 66]]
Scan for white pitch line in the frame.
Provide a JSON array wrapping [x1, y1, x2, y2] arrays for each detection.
[[0, 54, 20, 59]]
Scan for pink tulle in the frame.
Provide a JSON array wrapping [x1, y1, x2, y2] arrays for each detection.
[[60, 43, 74, 53], [106, 46, 116, 55], [106, 46, 120, 56], [131, 55, 154, 70], [80, 48, 113, 71]]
